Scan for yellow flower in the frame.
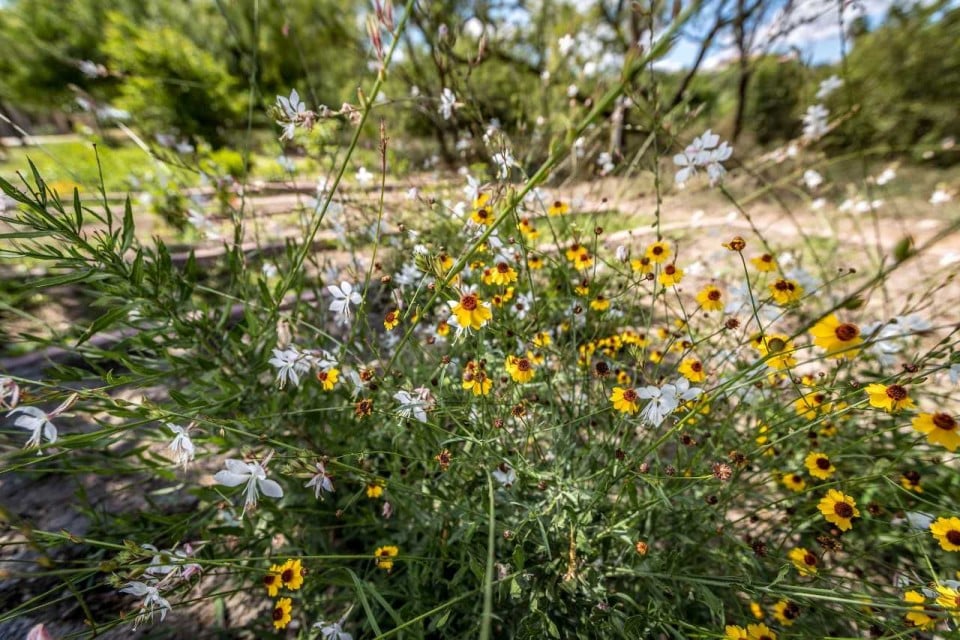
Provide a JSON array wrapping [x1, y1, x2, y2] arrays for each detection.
[[505, 355, 535, 383], [437, 252, 454, 272], [649, 349, 663, 364], [383, 310, 400, 331], [912, 412, 960, 451], [548, 199, 570, 216], [471, 193, 494, 226], [768, 278, 803, 305], [781, 472, 806, 493], [279, 558, 304, 590], [631, 256, 653, 275], [590, 295, 610, 311], [658, 264, 683, 287], [527, 254, 544, 270], [750, 253, 778, 272], [817, 489, 860, 531], [646, 241, 671, 263], [794, 391, 830, 420], [788, 547, 818, 576], [374, 545, 399, 571], [804, 452, 836, 480], [772, 600, 799, 626], [725, 626, 748, 640], [518, 217, 539, 239], [366, 480, 385, 499], [491, 287, 515, 307], [532, 331, 552, 348], [610, 387, 640, 414], [810, 314, 862, 359], [573, 250, 594, 270], [755, 334, 797, 370], [865, 383, 914, 412], [526, 350, 545, 366], [900, 471, 923, 493], [450, 292, 492, 330], [436, 320, 450, 337], [316, 367, 339, 391], [616, 370, 630, 385], [930, 516, 960, 552], [749, 602, 763, 619], [482, 260, 518, 286], [263, 564, 283, 597], [678, 358, 706, 383], [696, 285, 724, 312], [903, 590, 935, 630], [746, 623, 776, 640], [462, 361, 493, 395], [936, 584, 960, 619], [272, 597, 292, 630]]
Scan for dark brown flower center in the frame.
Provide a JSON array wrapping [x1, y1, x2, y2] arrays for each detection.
[[665, 265, 676, 275], [516, 359, 531, 372], [707, 289, 721, 301], [691, 361, 702, 372], [652, 245, 664, 255], [760, 253, 772, 263], [622, 389, 638, 402], [813, 393, 825, 404], [803, 553, 817, 567], [885, 384, 908, 401], [784, 603, 799, 619], [460, 294, 478, 310], [281, 569, 294, 583], [816, 457, 830, 470], [553, 200, 562, 209], [834, 502, 854, 518], [775, 279, 794, 291], [497, 262, 509, 273], [834, 323, 859, 341], [264, 575, 277, 587], [933, 413, 957, 431], [477, 208, 489, 219], [273, 607, 284, 621], [947, 530, 960, 545]]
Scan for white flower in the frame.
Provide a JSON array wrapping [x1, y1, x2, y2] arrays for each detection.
[[566, 84, 578, 98], [802, 104, 829, 140], [7, 406, 58, 451], [557, 33, 575, 56], [314, 620, 353, 640], [262, 262, 279, 278], [166, 423, 196, 468], [305, 461, 335, 500], [269, 347, 312, 389], [597, 151, 615, 174], [405, 187, 419, 200], [803, 169, 823, 190], [615, 245, 629, 263], [355, 166, 374, 187], [492, 150, 516, 180], [492, 464, 517, 488], [949, 363, 960, 385], [439, 88, 458, 121], [875, 167, 896, 185], [328, 281, 363, 319], [905, 511, 935, 531], [277, 89, 306, 120], [673, 130, 731, 186], [120, 581, 171, 629], [815, 75, 842, 100], [930, 188, 952, 205], [394, 388, 432, 423], [214, 458, 283, 514], [277, 155, 296, 173], [0, 377, 20, 410], [636, 378, 701, 427]]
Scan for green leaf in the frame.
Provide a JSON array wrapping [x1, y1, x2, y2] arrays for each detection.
[[122, 197, 135, 252]]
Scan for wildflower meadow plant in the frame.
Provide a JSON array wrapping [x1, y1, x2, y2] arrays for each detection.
[[1, 1, 960, 639]]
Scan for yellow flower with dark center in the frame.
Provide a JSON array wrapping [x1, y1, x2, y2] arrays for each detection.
[[781, 472, 806, 492], [610, 387, 640, 414], [724, 626, 748, 640], [794, 391, 830, 420], [482, 260, 518, 286], [532, 331, 552, 348], [788, 547, 818, 576], [526, 350, 545, 366], [436, 320, 450, 337], [772, 600, 799, 626], [505, 355, 535, 383], [631, 256, 653, 274], [518, 217, 539, 239], [900, 470, 923, 493], [573, 251, 593, 270], [590, 295, 610, 311], [471, 193, 494, 226], [366, 480, 385, 499], [263, 564, 283, 597], [696, 285, 724, 312], [527, 254, 544, 270], [565, 243, 583, 261], [616, 370, 631, 385], [316, 368, 339, 391], [755, 334, 796, 370], [903, 591, 935, 630], [491, 287, 515, 307], [810, 314, 862, 359], [279, 558, 304, 590], [548, 199, 570, 216], [646, 241, 671, 263], [865, 383, 914, 412], [437, 252, 454, 272], [462, 361, 493, 395], [383, 310, 400, 331], [769, 278, 803, 305], [658, 264, 684, 287], [817, 489, 860, 531], [649, 349, 663, 364], [912, 412, 960, 451], [931, 516, 960, 552], [750, 253, 778, 272], [678, 358, 705, 383], [936, 584, 960, 620], [374, 545, 399, 571], [450, 292, 492, 330], [574, 282, 590, 296], [804, 452, 835, 480], [272, 597, 292, 630], [746, 623, 777, 640]]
